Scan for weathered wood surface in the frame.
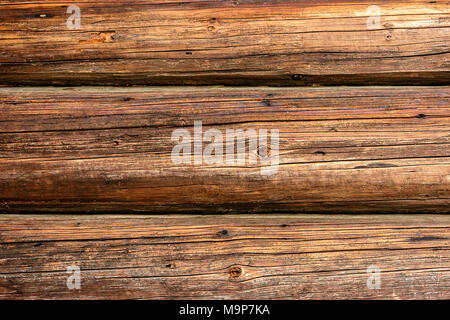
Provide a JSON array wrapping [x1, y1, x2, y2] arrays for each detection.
[[0, 86, 449, 213], [0, 214, 448, 299], [0, 0, 449, 86]]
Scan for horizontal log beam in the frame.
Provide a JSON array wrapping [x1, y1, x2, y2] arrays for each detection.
[[0, 86, 449, 213], [0, 0, 449, 85], [0, 214, 448, 299]]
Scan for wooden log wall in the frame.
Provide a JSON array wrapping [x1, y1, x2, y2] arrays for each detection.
[[0, 214, 449, 299], [0, 86, 449, 213], [0, 0, 448, 300], [0, 0, 449, 86]]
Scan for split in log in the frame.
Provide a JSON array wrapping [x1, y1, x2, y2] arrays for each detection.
[[0, 86, 449, 213]]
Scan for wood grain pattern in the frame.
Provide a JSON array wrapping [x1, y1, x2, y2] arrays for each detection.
[[0, 214, 448, 299], [0, 0, 449, 86], [0, 86, 449, 213]]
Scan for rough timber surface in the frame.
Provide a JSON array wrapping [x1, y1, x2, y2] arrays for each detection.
[[0, 214, 449, 299], [0, 0, 449, 86], [0, 86, 449, 213]]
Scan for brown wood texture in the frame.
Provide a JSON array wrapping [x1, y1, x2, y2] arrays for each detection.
[[0, 214, 448, 299], [0, 0, 449, 86], [0, 86, 449, 213]]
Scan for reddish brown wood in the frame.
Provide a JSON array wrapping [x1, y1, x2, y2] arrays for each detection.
[[0, 86, 449, 213], [0, 214, 448, 299], [0, 0, 449, 85]]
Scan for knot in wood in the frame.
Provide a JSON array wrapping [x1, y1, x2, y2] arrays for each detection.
[[228, 266, 242, 279]]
